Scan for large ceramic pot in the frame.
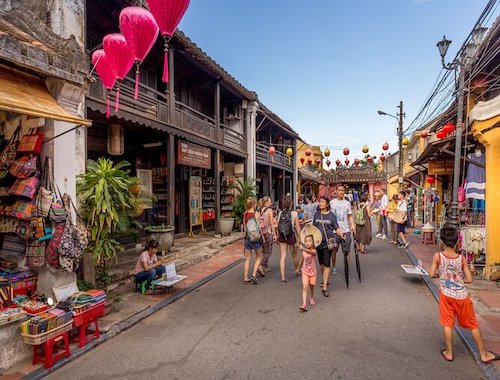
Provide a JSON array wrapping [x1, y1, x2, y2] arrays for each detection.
[[220, 218, 235, 235], [145, 225, 175, 253]]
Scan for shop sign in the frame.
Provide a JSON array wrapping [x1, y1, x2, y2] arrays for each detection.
[[428, 159, 454, 175], [178, 141, 211, 169]]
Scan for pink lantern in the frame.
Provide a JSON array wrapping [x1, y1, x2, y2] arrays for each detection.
[[343, 147, 350, 156], [120, 7, 159, 100], [92, 50, 116, 118], [300, 157, 305, 165], [345, 159, 350, 166], [354, 158, 360, 166], [382, 142, 389, 151], [367, 156, 374, 164], [147, 0, 191, 83], [326, 159, 331, 168], [315, 158, 322, 166], [307, 159, 313, 165], [380, 153, 386, 163], [335, 159, 341, 166], [103, 34, 135, 112], [442, 123, 456, 134]]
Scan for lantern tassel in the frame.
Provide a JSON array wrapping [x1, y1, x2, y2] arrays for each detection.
[[162, 35, 171, 83], [115, 83, 120, 113], [134, 63, 140, 100], [106, 91, 110, 119]]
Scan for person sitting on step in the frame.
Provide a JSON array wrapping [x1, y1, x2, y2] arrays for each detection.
[[134, 240, 166, 294]]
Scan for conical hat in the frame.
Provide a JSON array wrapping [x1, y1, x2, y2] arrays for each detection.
[[299, 224, 323, 247]]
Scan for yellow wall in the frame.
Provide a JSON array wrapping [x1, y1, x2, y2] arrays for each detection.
[[388, 174, 398, 199]]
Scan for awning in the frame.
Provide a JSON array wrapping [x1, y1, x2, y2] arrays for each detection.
[[298, 167, 322, 184], [0, 66, 91, 126]]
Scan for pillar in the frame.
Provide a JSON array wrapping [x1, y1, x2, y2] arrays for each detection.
[[168, 133, 175, 228], [215, 148, 221, 234], [472, 122, 500, 279], [368, 182, 375, 203], [245, 101, 258, 181]]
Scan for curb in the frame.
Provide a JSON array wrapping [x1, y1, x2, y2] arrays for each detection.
[[403, 246, 499, 380], [24, 255, 245, 380]]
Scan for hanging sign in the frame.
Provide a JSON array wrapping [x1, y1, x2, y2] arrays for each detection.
[[178, 141, 211, 169], [189, 176, 203, 229], [428, 159, 454, 175]]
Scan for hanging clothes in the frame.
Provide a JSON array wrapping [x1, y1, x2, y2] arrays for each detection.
[[465, 151, 485, 200]]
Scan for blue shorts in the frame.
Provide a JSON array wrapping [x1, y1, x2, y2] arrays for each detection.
[[244, 239, 262, 251]]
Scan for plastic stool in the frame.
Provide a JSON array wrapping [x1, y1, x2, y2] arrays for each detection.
[[75, 319, 99, 348], [135, 277, 154, 294], [422, 231, 435, 245], [32, 331, 70, 368]]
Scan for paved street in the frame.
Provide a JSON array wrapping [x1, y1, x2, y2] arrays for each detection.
[[46, 238, 483, 380]]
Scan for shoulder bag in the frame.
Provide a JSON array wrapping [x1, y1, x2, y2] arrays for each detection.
[[0, 125, 21, 176], [320, 212, 337, 251], [18, 129, 44, 155], [36, 157, 54, 217]]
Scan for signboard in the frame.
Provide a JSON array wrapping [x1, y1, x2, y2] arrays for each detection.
[[401, 260, 429, 276], [189, 176, 203, 229], [178, 141, 211, 169], [428, 159, 454, 175]]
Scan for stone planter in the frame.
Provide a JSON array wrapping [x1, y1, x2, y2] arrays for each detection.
[[145, 225, 175, 253], [220, 218, 235, 235]]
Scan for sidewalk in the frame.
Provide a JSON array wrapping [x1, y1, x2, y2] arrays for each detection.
[[0, 233, 245, 380], [405, 229, 500, 379]]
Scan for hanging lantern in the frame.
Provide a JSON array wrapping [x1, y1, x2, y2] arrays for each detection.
[[300, 157, 305, 165], [402, 137, 409, 146], [367, 156, 374, 164], [305, 149, 312, 157], [286, 147, 293, 165], [315, 158, 322, 166], [146, 0, 191, 83], [436, 130, 447, 140], [354, 158, 360, 167], [160, 152, 167, 166], [91, 50, 116, 119], [307, 158, 313, 165], [362, 145, 369, 154], [326, 159, 331, 168], [442, 123, 456, 134], [382, 142, 389, 151], [335, 159, 341, 166], [420, 130, 429, 138], [343, 147, 350, 156], [380, 153, 386, 163], [107, 124, 124, 155], [120, 7, 159, 100], [426, 175, 436, 184], [324, 148, 330, 157], [103, 33, 135, 112], [345, 159, 350, 166], [268, 145, 275, 162]]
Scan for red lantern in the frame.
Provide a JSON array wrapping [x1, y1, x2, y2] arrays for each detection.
[[300, 157, 305, 165], [382, 142, 389, 151], [92, 50, 116, 118], [436, 130, 447, 140], [354, 158, 360, 167], [335, 159, 341, 166], [420, 130, 429, 138], [307, 159, 313, 165], [315, 158, 322, 166], [426, 175, 435, 184], [345, 159, 350, 166], [343, 147, 350, 156], [147, 0, 191, 83], [268, 146, 275, 162], [305, 149, 312, 157], [103, 33, 135, 112], [367, 156, 374, 164], [442, 123, 455, 134], [120, 7, 159, 100], [326, 159, 331, 168], [380, 153, 386, 163]]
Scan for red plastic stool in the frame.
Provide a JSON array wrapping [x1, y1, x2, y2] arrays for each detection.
[[32, 331, 70, 368], [422, 231, 435, 245], [73, 318, 100, 348]]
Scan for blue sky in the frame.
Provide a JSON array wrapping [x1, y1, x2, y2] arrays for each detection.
[[179, 0, 489, 161]]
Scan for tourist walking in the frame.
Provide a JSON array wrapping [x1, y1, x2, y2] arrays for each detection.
[[354, 193, 373, 253], [313, 196, 344, 297], [303, 193, 317, 223], [387, 194, 399, 244], [395, 191, 409, 248], [373, 191, 383, 237], [277, 196, 301, 283], [330, 185, 355, 274], [378, 188, 389, 240], [297, 234, 318, 311], [242, 197, 263, 284], [258, 196, 275, 275]]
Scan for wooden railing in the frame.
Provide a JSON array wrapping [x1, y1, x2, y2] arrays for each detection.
[[175, 101, 216, 140], [256, 142, 293, 169], [221, 124, 246, 152]]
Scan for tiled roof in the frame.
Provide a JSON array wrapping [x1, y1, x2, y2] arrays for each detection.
[[327, 167, 386, 183]]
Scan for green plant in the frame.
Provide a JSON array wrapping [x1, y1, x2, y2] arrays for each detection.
[[77, 280, 94, 292], [230, 177, 256, 227], [144, 223, 174, 232]]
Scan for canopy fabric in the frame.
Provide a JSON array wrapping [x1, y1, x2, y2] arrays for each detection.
[[0, 66, 91, 126]]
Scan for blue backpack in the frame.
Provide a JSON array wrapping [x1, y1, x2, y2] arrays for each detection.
[[246, 215, 262, 242]]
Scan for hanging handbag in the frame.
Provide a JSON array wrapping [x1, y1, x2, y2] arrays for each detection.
[[18, 129, 44, 155], [59, 193, 88, 261], [0, 216, 18, 233], [8, 199, 36, 220], [9, 176, 39, 199], [15, 219, 36, 240], [0, 125, 21, 177], [45, 222, 65, 267], [36, 158, 54, 217], [9, 155, 37, 179], [320, 212, 338, 251], [1, 233, 26, 256], [26, 240, 46, 267]]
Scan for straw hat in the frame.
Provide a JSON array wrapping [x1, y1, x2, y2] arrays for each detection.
[[299, 224, 323, 247]]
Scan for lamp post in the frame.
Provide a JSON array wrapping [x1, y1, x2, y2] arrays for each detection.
[[378, 101, 405, 191], [436, 26, 487, 226]]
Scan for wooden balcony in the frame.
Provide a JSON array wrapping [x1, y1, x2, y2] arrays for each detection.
[[87, 74, 247, 154], [256, 142, 293, 170]]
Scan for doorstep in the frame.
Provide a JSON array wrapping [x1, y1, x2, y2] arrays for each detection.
[[0, 234, 244, 379]]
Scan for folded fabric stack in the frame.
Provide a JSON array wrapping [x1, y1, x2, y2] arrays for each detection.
[[20, 308, 72, 335], [73, 290, 107, 315], [0, 307, 25, 325]]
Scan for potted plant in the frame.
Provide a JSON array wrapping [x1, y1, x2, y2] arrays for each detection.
[[230, 177, 257, 231], [144, 223, 175, 254], [77, 158, 153, 290]]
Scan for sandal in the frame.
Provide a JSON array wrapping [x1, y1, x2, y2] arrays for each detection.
[[243, 279, 251, 284], [310, 299, 315, 305], [294, 269, 302, 277], [250, 275, 258, 284], [281, 279, 287, 284], [299, 304, 308, 312], [441, 349, 453, 362], [481, 351, 500, 364], [321, 289, 329, 297], [257, 269, 266, 277]]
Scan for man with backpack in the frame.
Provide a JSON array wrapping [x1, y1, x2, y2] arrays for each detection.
[[277, 196, 302, 283]]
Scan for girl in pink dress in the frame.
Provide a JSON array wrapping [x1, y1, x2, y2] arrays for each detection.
[[298, 235, 317, 311]]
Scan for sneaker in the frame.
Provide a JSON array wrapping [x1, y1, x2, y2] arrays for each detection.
[[398, 244, 404, 248], [404, 242, 410, 249], [381, 234, 387, 240], [331, 267, 337, 275], [375, 233, 382, 238]]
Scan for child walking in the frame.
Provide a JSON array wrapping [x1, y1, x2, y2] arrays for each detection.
[[429, 224, 499, 363], [298, 235, 317, 312]]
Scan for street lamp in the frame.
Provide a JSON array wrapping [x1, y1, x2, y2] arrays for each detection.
[[437, 26, 487, 226], [378, 101, 405, 191]]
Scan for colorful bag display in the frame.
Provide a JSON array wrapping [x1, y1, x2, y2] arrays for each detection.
[[15, 219, 36, 240], [0, 126, 21, 176], [36, 158, 54, 217], [49, 202, 66, 222], [9, 176, 39, 199], [8, 200, 35, 220], [26, 240, 46, 267], [45, 222, 65, 268], [1, 233, 26, 256], [9, 156, 37, 179], [18, 130, 44, 155]]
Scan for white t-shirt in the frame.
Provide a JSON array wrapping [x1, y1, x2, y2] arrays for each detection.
[[397, 200, 407, 212], [330, 198, 352, 233], [381, 194, 390, 210]]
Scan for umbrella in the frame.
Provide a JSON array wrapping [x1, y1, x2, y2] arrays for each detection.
[[354, 241, 361, 283], [344, 252, 349, 288]]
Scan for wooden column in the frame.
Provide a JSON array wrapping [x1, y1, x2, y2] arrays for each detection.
[[215, 80, 221, 143], [282, 169, 286, 199], [168, 133, 175, 229], [168, 48, 176, 125], [268, 165, 272, 199], [215, 148, 221, 234]]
